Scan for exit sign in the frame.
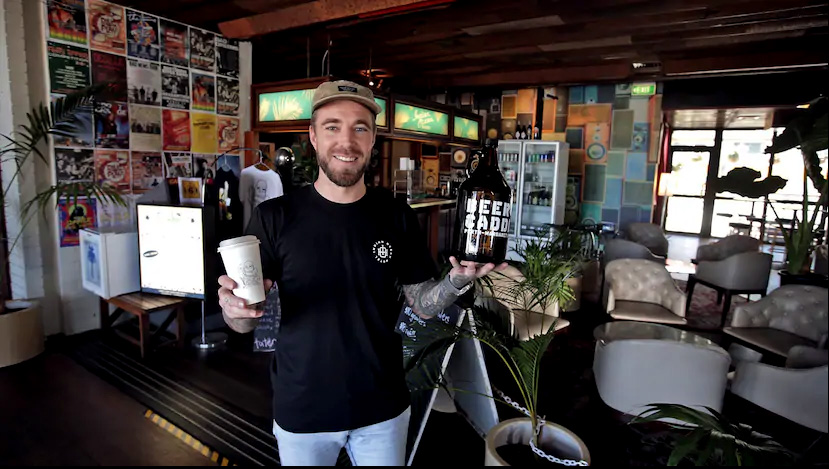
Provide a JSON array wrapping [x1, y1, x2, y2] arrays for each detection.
[[631, 82, 656, 96]]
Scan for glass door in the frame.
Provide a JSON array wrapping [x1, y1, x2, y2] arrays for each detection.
[[664, 150, 712, 234], [518, 141, 559, 237], [497, 140, 522, 236]]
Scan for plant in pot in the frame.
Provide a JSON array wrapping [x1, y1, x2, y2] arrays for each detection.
[[405, 235, 589, 466], [764, 96, 828, 285], [632, 404, 793, 466], [1, 84, 126, 367]]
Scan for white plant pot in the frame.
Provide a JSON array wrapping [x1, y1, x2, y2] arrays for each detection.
[[562, 273, 583, 312], [1, 300, 45, 368], [484, 417, 591, 466]]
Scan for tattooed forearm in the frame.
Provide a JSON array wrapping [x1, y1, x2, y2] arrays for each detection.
[[402, 274, 472, 318]]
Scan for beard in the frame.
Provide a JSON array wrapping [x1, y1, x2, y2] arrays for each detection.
[[317, 150, 370, 187]]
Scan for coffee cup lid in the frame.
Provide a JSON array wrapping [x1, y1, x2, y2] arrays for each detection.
[[218, 235, 260, 252]]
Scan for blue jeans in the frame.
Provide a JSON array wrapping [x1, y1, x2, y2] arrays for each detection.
[[272, 407, 411, 466]]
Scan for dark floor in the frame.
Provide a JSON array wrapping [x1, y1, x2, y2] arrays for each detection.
[[0, 353, 213, 466]]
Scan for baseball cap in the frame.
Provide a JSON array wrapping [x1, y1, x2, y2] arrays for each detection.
[[312, 80, 382, 115]]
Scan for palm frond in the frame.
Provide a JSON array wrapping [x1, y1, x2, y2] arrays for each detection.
[[632, 404, 794, 466], [510, 321, 556, 414], [22, 181, 127, 220]]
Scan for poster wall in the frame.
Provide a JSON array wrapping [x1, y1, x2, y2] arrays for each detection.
[[45, 0, 244, 248]]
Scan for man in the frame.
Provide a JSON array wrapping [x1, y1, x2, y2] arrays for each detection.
[[217, 80, 504, 466]]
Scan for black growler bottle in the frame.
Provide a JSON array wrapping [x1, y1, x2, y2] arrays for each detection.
[[453, 139, 513, 264]]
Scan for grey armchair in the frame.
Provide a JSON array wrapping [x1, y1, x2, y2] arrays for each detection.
[[686, 252, 772, 328], [604, 259, 687, 325], [730, 346, 828, 433], [695, 235, 760, 262], [602, 239, 665, 268], [625, 223, 669, 257], [723, 285, 828, 358]]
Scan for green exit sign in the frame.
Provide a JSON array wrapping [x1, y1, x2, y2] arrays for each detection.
[[631, 82, 656, 96]]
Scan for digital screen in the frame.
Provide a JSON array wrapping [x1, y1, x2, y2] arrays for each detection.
[[394, 103, 449, 136], [454, 116, 479, 141], [375, 97, 387, 127], [257, 89, 315, 122], [137, 204, 205, 299]]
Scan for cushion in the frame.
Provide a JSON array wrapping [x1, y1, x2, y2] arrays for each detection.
[[723, 326, 817, 358], [610, 300, 687, 326]]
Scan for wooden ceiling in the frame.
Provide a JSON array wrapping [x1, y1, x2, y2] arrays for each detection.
[[119, 0, 828, 90]]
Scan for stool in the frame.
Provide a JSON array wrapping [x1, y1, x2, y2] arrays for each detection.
[[100, 292, 192, 358], [729, 222, 751, 236]]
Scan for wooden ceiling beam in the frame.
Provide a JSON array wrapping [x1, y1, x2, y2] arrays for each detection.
[[418, 63, 633, 88], [219, 0, 456, 39]]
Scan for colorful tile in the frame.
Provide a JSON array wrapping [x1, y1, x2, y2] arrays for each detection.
[[602, 209, 619, 226], [620, 206, 639, 230], [615, 83, 631, 96], [623, 181, 653, 205], [625, 152, 648, 181], [629, 97, 650, 123], [604, 177, 623, 208], [569, 86, 585, 105], [583, 164, 607, 203], [584, 85, 598, 104], [610, 109, 634, 150], [607, 151, 625, 177], [565, 127, 584, 149], [639, 205, 652, 223], [632, 122, 649, 152], [581, 202, 602, 225], [613, 97, 630, 110], [597, 85, 615, 103], [647, 164, 656, 182]]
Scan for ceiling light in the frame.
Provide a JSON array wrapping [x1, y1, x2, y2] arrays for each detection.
[[798, 103, 810, 109], [368, 80, 375, 86]]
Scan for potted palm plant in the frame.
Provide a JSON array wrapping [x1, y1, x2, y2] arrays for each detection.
[[765, 96, 828, 286], [1, 84, 125, 368], [405, 235, 590, 466], [632, 404, 793, 466]]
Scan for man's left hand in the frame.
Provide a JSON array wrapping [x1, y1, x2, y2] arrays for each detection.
[[447, 256, 508, 288]]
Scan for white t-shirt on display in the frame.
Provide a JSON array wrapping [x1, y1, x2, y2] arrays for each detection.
[[240, 166, 284, 228]]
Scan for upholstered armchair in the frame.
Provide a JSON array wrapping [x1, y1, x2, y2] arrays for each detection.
[[603, 259, 687, 325], [593, 324, 731, 417], [695, 235, 760, 262], [482, 265, 570, 341], [686, 252, 772, 328], [625, 223, 669, 257], [723, 285, 828, 358], [730, 345, 828, 433], [602, 239, 665, 268]]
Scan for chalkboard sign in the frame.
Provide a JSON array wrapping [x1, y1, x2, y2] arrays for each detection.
[[396, 304, 501, 465], [396, 303, 464, 464], [253, 284, 280, 352]]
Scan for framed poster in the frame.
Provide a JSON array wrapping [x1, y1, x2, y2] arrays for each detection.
[[88, 0, 126, 54], [162, 109, 191, 151], [126, 9, 159, 60], [160, 20, 188, 67], [189, 28, 215, 71], [91, 51, 127, 102], [47, 0, 87, 45], [216, 36, 239, 78], [217, 77, 239, 116], [94, 101, 129, 149], [161, 65, 189, 109], [127, 59, 161, 106], [59, 197, 97, 247], [48, 41, 90, 94], [191, 72, 215, 112]]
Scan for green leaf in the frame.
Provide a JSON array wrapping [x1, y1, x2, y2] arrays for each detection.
[[668, 428, 706, 465], [510, 321, 556, 412]]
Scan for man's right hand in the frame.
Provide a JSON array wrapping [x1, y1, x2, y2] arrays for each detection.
[[218, 275, 273, 320]]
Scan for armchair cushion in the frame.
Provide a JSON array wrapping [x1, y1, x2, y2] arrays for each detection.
[[695, 252, 772, 291], [626, 223, 669, 257], [722, 327, 817, 358], [730, 285, 829, 342], [610, 301, 687, 325], [604, 259, 687, 325], [696, 235, 760, 262], [786, 345, 829, 369]]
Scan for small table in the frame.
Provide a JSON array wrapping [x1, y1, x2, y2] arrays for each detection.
[[594, 321, 723, 352], [100, 292, 192, 358]]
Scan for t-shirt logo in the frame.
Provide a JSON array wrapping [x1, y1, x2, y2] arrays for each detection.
[[372, 240, 393, 264]]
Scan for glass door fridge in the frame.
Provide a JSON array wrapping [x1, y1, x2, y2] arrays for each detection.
[[517, 141, 569, 238], [496, 140, 522, 237]]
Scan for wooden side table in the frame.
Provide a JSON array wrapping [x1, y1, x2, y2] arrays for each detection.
[[100, 292, 191, 358]]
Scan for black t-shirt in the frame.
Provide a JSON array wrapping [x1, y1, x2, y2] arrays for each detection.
[[246, 184, 437, 433]]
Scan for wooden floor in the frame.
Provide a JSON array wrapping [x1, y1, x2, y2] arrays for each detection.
[[0, 353, 215, 466]]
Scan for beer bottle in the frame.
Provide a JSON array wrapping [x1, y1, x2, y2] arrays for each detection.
[[453, 139, 513, 264]]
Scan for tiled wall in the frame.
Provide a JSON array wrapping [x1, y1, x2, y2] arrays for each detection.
[[559, 84, 663, 230]]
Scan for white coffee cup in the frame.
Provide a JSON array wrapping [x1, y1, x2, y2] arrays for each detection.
[[217, 235, 266, 305]]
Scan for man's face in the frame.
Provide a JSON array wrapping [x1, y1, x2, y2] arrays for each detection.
[[309, 100, 375, 187]]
